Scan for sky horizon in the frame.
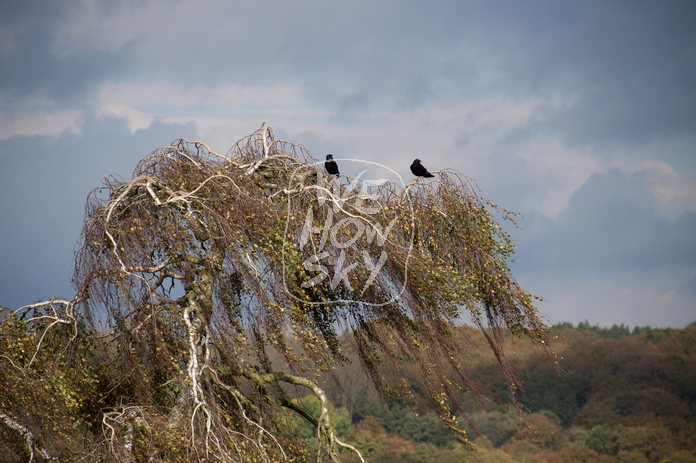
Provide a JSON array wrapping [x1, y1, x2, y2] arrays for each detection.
[[1, 0, 695, 328]]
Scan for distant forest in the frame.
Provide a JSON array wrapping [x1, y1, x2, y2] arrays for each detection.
[[2, 313, 694, 462], [301, 321, 696, 462]]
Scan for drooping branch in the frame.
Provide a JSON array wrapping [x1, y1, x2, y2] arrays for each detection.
[[240, 367, 366, 463], [0, 410, 55, 462], [14, 299, 78, 371]]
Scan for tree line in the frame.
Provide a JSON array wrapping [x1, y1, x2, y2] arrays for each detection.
[[304, 321, 696, 462]]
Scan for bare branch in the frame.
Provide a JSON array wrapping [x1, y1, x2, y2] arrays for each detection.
[[13, 298, 78, 370], [241, 368, 367, 463], [0, 410, 55, 462]]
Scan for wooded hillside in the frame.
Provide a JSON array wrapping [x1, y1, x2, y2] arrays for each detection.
[[308, 322, 696, 462]]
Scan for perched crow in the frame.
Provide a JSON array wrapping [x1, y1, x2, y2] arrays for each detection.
[[325, 154, 340, 176], [410, 159, 435, 178]]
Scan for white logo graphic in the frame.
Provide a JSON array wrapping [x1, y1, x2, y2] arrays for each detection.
[[282, 159, 414, 306]]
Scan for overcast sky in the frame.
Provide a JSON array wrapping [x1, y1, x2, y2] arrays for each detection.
[[1, 0, 695, 328]]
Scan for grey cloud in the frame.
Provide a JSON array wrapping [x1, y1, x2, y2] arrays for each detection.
[[537, 74, 696, 148], [685, 276, 696, 297], [0, 114, 195, 309], [305, 0, 696, 141], [2, 0, 695, 329], [513, 2, 696, 146], [505, 167, 696, 328], [6, 0, 693, 144], [511, 168, 696, 274], [0, 0, 66, 26], [0, 2, 135, 102]]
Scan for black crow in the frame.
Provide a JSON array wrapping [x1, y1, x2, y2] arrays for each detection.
[[410, 159, 435, 178], [325, 154, 340, 176]]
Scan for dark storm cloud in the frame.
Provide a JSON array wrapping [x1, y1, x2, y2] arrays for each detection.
[[512, 168, 696, 273], [4, 0, 692, 147], [479, 1, 696, 146], [0, 0, 65, 28], [0, 114, 195, 309], [277, 1, 497, 112], [293, 1, 696, 143], [0, 0, 135, 102], [505, 167, 696, 327]]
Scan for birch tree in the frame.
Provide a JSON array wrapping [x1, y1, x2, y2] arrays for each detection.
[[0, 123, 550, 462]]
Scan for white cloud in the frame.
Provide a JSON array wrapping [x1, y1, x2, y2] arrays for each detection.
[[629, 160, 696, 220], [95, 105, 153, 133], [93, 81, 308, 116], [0, 110, 82, 139]]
